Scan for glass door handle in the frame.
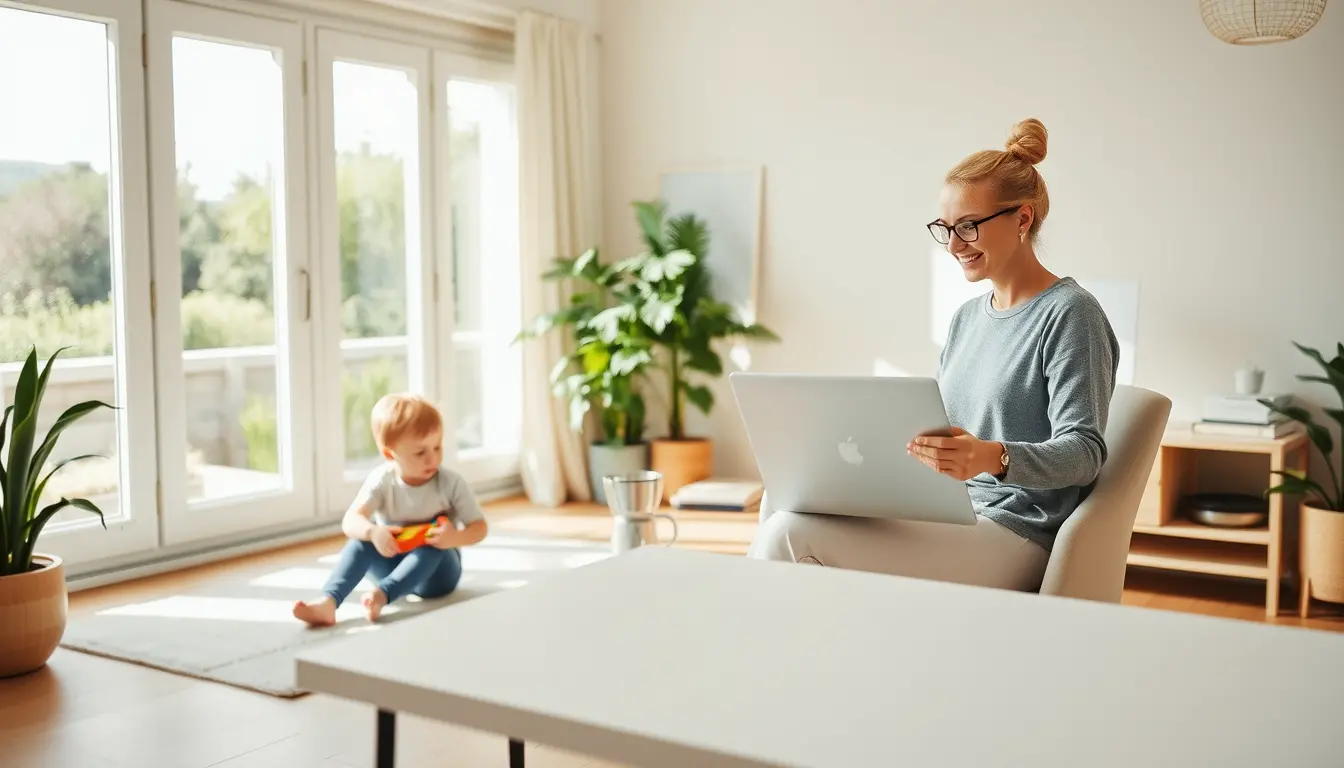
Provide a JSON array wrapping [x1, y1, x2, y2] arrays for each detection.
[[299, 267, 312, 321]]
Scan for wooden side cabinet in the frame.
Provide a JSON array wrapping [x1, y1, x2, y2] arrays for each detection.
[[1127, 425, 1310, 617]]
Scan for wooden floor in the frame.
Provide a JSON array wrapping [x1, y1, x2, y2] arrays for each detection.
[[3, 497, 1341, 768]]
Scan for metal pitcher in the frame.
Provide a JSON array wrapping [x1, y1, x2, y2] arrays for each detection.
[[603, 471, 679, 554]]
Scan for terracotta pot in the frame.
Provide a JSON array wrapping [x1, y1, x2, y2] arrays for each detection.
[[1300, 503, 1344, 615], [651, 438, 713, 504], [0, 554, 68, 678]]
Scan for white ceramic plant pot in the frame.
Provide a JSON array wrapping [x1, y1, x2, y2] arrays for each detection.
[[589, 442, 650, 506]]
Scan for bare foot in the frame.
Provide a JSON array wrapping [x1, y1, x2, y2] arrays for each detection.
[[363, 589, 389, 622], [292, 596, 337, 627]]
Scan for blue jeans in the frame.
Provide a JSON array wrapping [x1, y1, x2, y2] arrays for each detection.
[[322, 539, 463, 606]]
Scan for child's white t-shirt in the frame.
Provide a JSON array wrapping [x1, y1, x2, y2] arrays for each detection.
[[353, 464, 486, 528]]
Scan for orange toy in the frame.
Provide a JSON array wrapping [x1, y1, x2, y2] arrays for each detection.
[[394, 515, 450, 553]]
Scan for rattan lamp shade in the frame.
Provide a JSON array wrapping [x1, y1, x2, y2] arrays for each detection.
[[1200, 0, 1328, 44]]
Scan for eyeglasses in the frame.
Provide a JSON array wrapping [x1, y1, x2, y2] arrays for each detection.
[[927, 206, 1020, 245]]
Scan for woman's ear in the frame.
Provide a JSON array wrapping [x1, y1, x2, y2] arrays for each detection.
[[1016, 205, 1034, 236]]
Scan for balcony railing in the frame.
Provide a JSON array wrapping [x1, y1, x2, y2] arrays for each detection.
[[0, 337, 412, 487]]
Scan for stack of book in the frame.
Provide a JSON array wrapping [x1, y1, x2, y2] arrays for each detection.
[[669, 479, 764, 512], [1192, 393, 1301, 438]]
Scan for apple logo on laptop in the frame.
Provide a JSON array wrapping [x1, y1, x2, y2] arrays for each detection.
[[838, 437, 863, 465]]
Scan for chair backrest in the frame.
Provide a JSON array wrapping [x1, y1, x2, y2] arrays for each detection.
[[1038, 385, 1172, 602]]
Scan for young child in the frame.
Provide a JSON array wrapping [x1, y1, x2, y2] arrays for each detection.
[[293, 392, 489, 626]]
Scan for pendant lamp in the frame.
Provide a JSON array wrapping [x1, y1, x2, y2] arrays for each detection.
[[1200, 0, 1328, 44]]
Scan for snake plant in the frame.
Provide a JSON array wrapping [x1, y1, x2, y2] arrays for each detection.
[[1, 347, 114, 576]]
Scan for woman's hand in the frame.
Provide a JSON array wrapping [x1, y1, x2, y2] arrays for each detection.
[[907, 428, 1005, 482]]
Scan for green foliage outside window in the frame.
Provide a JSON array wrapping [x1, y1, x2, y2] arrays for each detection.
[[0, 148, 414, 364]]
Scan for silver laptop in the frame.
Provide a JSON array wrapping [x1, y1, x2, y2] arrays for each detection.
[[729, 372, 978, 524]]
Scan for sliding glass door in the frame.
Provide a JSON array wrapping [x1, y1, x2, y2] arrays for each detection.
[[5, 0, 521, 571], [315, 29, 436, 511], [434, 52, 521, 483], [146, 0, 316, 543], [0, 0, 161, 564]]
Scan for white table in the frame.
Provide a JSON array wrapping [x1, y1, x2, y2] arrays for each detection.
[[295, 546, 1344, 767]]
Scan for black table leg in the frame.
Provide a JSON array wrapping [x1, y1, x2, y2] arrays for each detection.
[[377, 709, 396, 768], [509, 737, 525, 767]]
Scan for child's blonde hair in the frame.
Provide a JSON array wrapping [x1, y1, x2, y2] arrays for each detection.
[[370, 393, 443, 451]]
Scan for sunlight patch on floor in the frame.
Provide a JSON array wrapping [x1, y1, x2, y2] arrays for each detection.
[[483, 534, 604, 550], [249, 567, 388, 591], [97, 594, 408, 623], [459, 547, 582, 572], [248, 567, 339, 590], [490, 516, 609, 537], [242, 537, 613, 599], [312, 535, 605, 569], [343, 624, 383, 634]]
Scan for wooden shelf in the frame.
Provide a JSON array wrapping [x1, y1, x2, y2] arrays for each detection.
[[1131, 425, 1313, 616], [1159, 423, 1307, 454], [1128, 536, 1269, 581], [1132, 519, 1270, 545]]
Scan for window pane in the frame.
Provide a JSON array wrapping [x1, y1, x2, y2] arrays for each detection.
[[454, 348, 483, 451], [447, 82, 483, 334], [333, 61, 420, 468], [0, 8, 126, 530], [171, 36, 286, 502], [446, 78, 517, 454], [342, 347, 408, 462]]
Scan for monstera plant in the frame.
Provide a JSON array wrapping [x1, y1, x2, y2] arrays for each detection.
[[518, 201, 780, 504], [1, 347, 114, 677], [611, 200, 779, 501], [1260, 341, 1344, 613]]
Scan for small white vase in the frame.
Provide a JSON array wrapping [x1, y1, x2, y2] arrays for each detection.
[[1234, 367, 1264, 396]]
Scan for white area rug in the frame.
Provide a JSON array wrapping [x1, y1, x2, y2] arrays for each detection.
[[60, 535, 611, 697]]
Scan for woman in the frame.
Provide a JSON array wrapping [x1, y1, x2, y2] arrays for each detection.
[[747, 118, 1119, 592]]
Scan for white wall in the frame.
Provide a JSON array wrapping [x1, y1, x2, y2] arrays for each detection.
[[598, 0, 1344, 479]]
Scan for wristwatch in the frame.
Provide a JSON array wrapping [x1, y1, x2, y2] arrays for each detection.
[[996, 444, 1010, 479]]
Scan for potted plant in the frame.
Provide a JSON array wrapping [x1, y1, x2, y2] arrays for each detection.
[[616, 200, 778, 502], [517, 247, 655, 504], [1260, 341, 1344, 613], [1, 347, 113, 677]]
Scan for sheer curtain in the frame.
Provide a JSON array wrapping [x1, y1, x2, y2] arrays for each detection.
[[516, 10, 600, 506]]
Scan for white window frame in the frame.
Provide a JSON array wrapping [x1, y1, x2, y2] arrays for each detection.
[[433, 50, 521, 485], [5, 0, 522, 577], [145, 0, 318, 545], [313, 27, 439, 512], [0, 0, 163, 567]]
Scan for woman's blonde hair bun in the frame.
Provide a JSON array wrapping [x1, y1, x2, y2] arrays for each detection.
[[945, 118, 1052, 238], [1005, 118, 1047, 166]]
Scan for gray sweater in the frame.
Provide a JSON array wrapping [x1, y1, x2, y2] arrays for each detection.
[[937, 277, 1119, 550]]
